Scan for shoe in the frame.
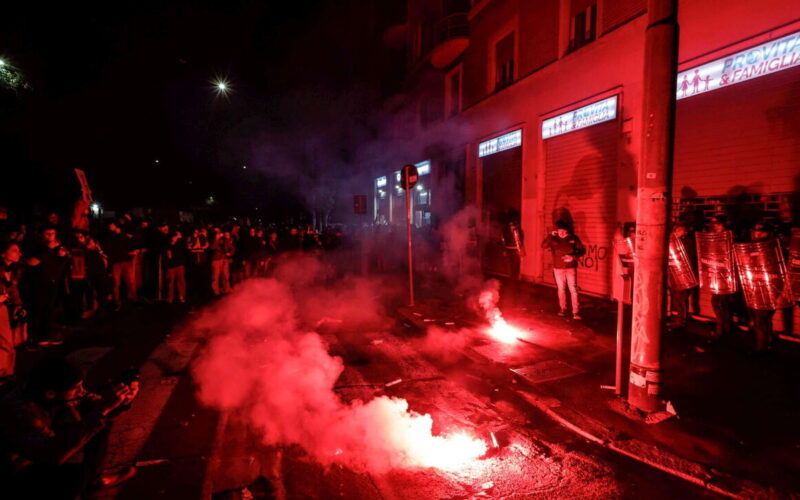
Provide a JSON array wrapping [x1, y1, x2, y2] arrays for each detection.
[[37, 338, 63, 347], [557, 310, 567, 317], [572, 313, 582, 320], [92, 465, 137, 489]]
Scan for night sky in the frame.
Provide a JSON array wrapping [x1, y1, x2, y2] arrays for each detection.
[[0, 0, 404, 219]]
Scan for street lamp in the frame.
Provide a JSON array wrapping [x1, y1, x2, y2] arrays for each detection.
[[212, 78, 231, 96]]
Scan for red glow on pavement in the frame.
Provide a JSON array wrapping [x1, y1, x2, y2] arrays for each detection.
[[485, 316, 523, 344], [405, 423, 488, 471], [479, 280, 523, 343]]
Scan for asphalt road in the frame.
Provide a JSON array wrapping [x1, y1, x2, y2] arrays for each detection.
[[33, 291, 720, 499], [201, 316, 718, 499]]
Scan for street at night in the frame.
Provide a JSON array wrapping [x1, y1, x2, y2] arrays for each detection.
[[2, 1, 800, 499]]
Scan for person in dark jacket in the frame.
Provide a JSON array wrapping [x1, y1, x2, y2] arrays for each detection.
[[25, 226, 69, 346], [66, 231, 93, 323], [0, 242, 25, 380], [103, 222, 137, 308], [541, 220, 586, 320], [209, 229, 234, 295], [0, 358, 138, 499], [164, 231, 187, 303]]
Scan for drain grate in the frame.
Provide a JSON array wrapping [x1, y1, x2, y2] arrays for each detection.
[[511, 359, 584, 384]]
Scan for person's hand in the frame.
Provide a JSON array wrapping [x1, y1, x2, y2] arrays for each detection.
[[562, 255, 574, 263], [0, 293, 8, 304], [122, 381, 140, 405], [57, 247, 69, 258], [99, 383, 137, 416], [26, 257, 40, 266], [12, 306, 26, 319]]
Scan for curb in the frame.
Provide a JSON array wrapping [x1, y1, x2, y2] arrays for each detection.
[[395, 302, 779, 499], [513, 383, 773, 500]]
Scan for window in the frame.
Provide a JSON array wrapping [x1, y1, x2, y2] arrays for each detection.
[[493, 31, 516, 92], [445, 66, 462, 117], [569, 3, 597, 52]]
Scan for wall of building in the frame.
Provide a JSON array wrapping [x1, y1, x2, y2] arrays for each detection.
[[372, 0, 800, 329]]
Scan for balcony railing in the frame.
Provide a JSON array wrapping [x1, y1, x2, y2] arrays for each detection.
[[430, 13, 469, 69]]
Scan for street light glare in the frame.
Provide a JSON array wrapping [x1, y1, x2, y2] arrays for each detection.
[[0, 59, 5, 67], [212, 77, 231, 95]]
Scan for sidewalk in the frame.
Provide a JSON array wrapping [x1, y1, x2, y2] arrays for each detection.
[[405, 277, 800, 498]]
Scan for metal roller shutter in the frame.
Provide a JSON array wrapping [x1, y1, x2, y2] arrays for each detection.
[[674, 66, 800, 335], [543, 120, 618, 297], [674, 66, 800, 197]]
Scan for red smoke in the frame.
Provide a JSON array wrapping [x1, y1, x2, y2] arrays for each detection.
[[190, 260, 485, 473]]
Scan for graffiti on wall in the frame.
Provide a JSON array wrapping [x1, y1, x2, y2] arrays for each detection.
[[577, 243, 609, 272]]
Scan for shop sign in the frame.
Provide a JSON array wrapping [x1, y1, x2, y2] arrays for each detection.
[[677, 30, 800, 100], [375, 176, 387, 188], [415, 160, 431, 176], [541, 95, 617, 139], [478, 129, 522, 158]]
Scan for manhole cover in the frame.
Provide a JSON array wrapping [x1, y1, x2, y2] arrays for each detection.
[[511, 359, 584, 384]]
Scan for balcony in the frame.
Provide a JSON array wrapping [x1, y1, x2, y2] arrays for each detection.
[[430, 13, 469, 69]]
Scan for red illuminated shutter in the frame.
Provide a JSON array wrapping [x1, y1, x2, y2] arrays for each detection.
[[674, 66, 800, 198], [543, 120, 618, 297], [674, 65, 800, 335]]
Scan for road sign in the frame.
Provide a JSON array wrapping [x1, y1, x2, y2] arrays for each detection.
[[401, 164, 419, 190]]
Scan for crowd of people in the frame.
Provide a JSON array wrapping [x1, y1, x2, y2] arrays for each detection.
[[0, 206, 349, 498], [0, 207, 345, 381]]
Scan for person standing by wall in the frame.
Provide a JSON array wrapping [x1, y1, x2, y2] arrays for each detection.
[[501, 220, 525, 304], [541, 221, 586, 320], [667, 223, 698, 331], [697, 216, 738, 344]]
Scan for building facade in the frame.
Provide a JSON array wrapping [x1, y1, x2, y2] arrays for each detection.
[[369, 0, 800, 334]]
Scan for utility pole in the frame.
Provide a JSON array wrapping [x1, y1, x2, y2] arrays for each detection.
[[628, 0, 679, 413]]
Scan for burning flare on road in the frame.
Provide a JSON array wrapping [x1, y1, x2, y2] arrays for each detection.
[[190, 272, 487, 474], [478, 280, 523, 344]]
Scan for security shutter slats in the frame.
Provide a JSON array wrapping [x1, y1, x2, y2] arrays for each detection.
[[674, 66, 800, 197], [674, 66, 800, 335], [544, 120, 618, 297]]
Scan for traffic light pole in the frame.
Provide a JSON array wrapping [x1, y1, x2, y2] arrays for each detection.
[[628, 0, 679, 413], [405, 180, 415, 307]]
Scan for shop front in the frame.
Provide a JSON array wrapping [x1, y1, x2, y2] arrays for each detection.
[[673, 27, 800, 335], [541, 95, 620, 297], [478, 128, 523, 276]]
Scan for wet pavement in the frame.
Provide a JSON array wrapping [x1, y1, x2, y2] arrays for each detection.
[[9, 272, 787, 499]]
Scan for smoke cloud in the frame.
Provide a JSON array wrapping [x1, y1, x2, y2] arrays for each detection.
[[190, 257, 485, 473]]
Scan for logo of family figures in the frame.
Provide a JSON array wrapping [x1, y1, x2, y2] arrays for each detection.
[[679, 69, 713, 98]]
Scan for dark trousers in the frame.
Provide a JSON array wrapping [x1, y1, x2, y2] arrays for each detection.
[[750, 308, 776, 351], [67, 278, 94, 322], [29, 281, 60, 342], [7, 463, 86, 500], [669, 287, 690, 327], [711, 293, 734, 339], [6, 426, 110, 500]]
